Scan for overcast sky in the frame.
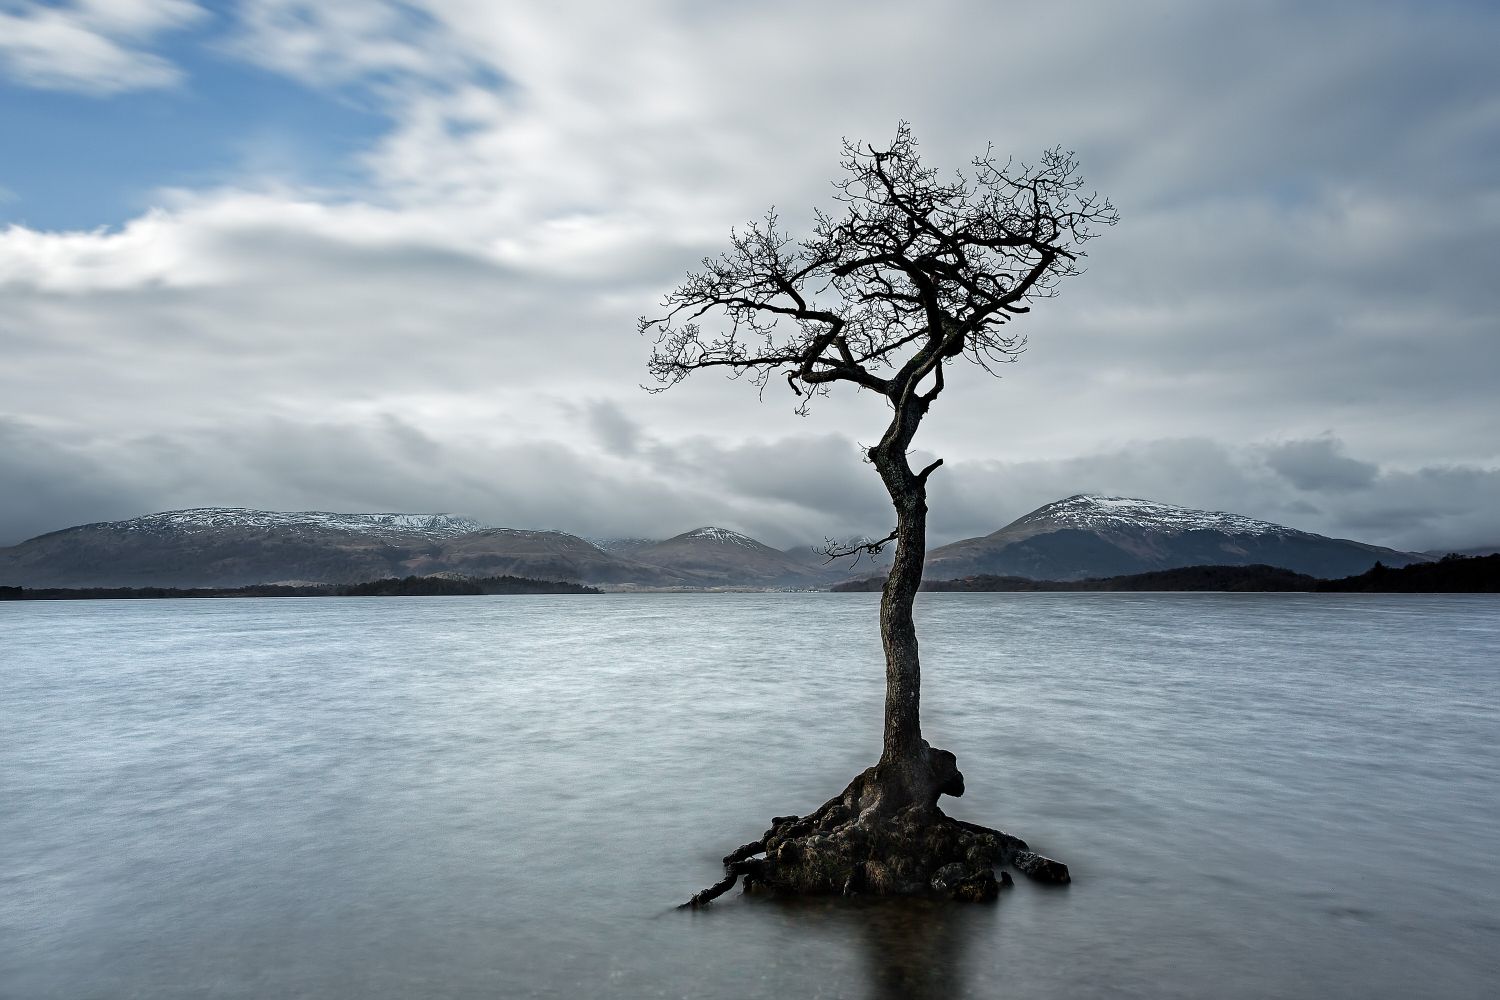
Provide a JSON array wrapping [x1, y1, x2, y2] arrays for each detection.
[[1, 0, 1497, 550]]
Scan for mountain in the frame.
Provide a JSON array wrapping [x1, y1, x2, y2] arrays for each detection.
[[0, 508, 684, 589], [1423, 544, 1500, 558], [106, 508, 488, 538], [584, 536, 657, 558], [0, 499, 1446, 590], [924, 495, 1430, 582], [408, 528, 687, 586], [625, 527, 839, 587]]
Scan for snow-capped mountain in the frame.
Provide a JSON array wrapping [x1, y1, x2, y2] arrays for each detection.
[[1005, 495, 1296, 538], [678, 526, 765, 547], [620, 526, 841, 587], [925, 494, 1429, 581], [0, 508, 683, 589], [0, 497, 1437, 590], [109, 508, 487, 539]]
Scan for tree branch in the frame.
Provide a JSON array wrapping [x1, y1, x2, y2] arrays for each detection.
[[640, 125, 1117, 419], [821, 528, 898, 562]]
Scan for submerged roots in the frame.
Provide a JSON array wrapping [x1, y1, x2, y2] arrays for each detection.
[[681, 753, 1070, 908]]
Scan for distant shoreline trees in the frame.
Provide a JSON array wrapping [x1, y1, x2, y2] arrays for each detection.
[[0, 575, 601, 601], [829, 555, 1500, 593]]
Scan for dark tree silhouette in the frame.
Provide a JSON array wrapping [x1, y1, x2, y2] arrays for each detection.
[[643, 124, 1116, 904]]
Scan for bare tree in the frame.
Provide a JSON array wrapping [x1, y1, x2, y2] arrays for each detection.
[[643, 125, 1117, 904]]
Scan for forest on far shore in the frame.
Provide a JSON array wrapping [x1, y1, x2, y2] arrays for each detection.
[[831, 554, 1500, 594], [0, 574, 601, 601]]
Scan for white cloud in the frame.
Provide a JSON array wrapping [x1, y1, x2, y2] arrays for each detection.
[[0, 188, 511, 291], [1, 1, 1498, 548], [0, 0, 203, 93], [226, 0, 473, 87]]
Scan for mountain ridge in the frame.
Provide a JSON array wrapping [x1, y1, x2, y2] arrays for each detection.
[[926, 494, 1427, 581], [0, 509, 681, 589], [0, 497, 1439, 589], [49, 507, 489, 541], [621, 526, 841, 587]]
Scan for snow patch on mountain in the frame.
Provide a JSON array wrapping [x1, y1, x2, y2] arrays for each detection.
[[682, 526, 763, 547], [470, 527, 576, 538], [107, 508, 487, 539], [1019, 495, 1302, 538], [585, 536, 658, 553]]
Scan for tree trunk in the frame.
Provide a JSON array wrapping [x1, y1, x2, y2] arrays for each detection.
[[864, 394, 964, 814], [681, 355, 1070, 907], [878, 469, 926, 768]]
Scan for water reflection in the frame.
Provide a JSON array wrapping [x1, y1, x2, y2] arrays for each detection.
[[753, 895, 998, 999]]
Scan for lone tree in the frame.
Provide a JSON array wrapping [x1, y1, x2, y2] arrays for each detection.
[[642, 124, 1117, 904]]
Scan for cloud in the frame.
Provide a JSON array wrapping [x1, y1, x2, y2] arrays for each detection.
[[0, 0, 203, 94], [5, 402, 1495, 558], [582, 399, 641, 457], [1319, 464, 1500, 550], [1, 1, 1498, 556], [643, 431, 892, 541], [0, 416, 153, 543], [925, 438, 1500, 553], [226, 0, 480, 88], [0, 411, 842, 548], [1262, 436, 1379, 492]]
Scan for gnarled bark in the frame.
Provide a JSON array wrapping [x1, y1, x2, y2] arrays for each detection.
[[680, 745, 1070, 907]]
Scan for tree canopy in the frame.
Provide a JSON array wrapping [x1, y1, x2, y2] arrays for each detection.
[[642, 123, 1118, 416]]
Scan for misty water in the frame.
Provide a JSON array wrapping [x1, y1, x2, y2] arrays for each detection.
[[3, 593, 1497, 999]]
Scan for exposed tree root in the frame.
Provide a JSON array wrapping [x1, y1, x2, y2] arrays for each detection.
[[681, 842, 768, 909], [681, 746, 1070, 908]]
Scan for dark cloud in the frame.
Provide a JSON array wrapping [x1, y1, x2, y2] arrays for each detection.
[[0, 417, 152, 543], [1262, 437, 1380, 493], [649, 433, 887, 528], [1325, 465, 1500, 550], [583, 399, 641, 457]]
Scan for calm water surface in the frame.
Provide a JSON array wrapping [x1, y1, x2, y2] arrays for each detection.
[[3, 593, 1497, 999]]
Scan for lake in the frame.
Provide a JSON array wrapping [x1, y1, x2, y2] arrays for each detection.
[[3, 593, 1497, 998]]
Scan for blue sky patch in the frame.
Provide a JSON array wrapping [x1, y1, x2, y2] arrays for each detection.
[[0, 20, 390, 231]]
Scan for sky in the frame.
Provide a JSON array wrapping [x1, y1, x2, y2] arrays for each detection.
[[1, 0, 1497, 551]]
